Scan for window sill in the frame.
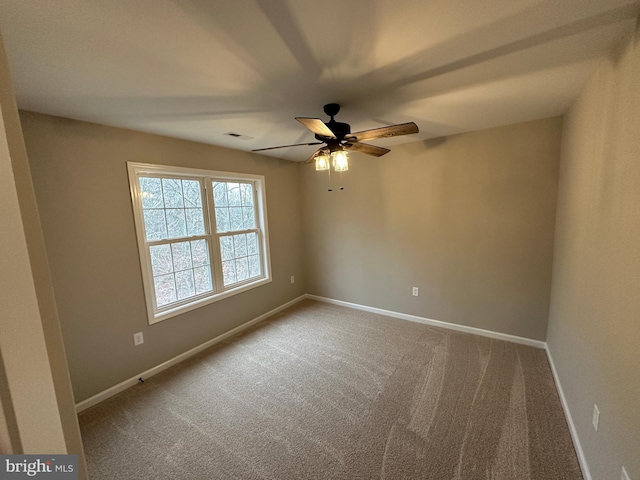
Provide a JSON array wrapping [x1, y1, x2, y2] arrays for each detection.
[[149, 277, 272, 324]]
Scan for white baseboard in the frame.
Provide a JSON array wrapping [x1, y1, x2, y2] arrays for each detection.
[[305, 294, 547, 349], [77, 291, 589, 480], [308, 295, 591, 476], [75, 295, 306, 412], [545, 347, 592, 480], [77, 293, 544, 412]]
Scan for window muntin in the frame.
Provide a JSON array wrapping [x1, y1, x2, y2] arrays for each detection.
[[140, 177, 206, 240], [219, 232, 262, 286], [138, 176, 213, 310], [211, 181, 262, 287], [148, 239, 213, 307], [213, 181, 256, 232], [129, 163, 271, 324]]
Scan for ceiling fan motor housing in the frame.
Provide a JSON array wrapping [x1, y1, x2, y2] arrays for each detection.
[[323, 103, 340, 117], [315, 121, 350, 143], [317, 103, 351, 143]]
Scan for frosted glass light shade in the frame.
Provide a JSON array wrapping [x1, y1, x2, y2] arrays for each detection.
[[332, 150, 349, 172], [315, 154, 330, 171]]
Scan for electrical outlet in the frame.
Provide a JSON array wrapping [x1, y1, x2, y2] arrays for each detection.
[[133, 332, 144, 346], [621, 466, 630, 480], [290, 275, 295, 284], [592, 404, 600, 431], [412, 287, 419, 297]]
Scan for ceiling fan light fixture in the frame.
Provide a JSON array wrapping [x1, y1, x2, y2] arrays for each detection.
[[332, 149, 349, 172], [315, 154, 330, 171], [254, 104, 419, 170]]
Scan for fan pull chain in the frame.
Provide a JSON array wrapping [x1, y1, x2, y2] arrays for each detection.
[[326, 169, 346, 192]]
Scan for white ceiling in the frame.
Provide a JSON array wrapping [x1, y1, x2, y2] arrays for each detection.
[[1, 0, 639, 162]]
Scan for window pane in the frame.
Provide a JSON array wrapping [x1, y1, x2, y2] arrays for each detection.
[[213, 182, 257, 234], [191, 239, 209, 267], [219, 236, 234, 261], [152, 239, 212, 306], [171, 241, 193, 271], [166, 209, 187, 238], [240, 183, 253, 206], [233, 234, 247, 258], [143, 209, 167, 241], [194, 266, 213, 294], [140, 177, 206, 242], [139, 177, 163, 208], [154, 273, 177, 307], [227, 183, 241, 206], [222, 260, 236, 285], [213, 182, 228, 206], [186, 208, 205, 236], [219, 233, 261, 287], [183, 180, 202, 207], [229, 207, 243, 231], [248, 254, 261, 277], [149, 244, 173, 276], [162, 178, 184, 208], [215, 208, 230, 233], [175, 270, 195, 300], [246, 232, 259, 255], [242, 206, 255, 229], [235, 257, 249, 282]]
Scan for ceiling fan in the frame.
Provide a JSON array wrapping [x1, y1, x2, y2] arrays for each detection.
[[252, 103, 419, 168]]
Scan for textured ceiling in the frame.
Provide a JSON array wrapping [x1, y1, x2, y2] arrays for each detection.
[[1, 0, 639, 161]]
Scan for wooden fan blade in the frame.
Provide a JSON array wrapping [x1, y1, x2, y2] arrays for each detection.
[[349, 122, 418, 142], [344, 141, 390, 157], [304, 147, 327, 164], [252, 141, 322, 152], [295, 117, 336, 139]]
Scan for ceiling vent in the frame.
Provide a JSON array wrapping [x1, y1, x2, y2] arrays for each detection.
[[224, 132, 253, 140]]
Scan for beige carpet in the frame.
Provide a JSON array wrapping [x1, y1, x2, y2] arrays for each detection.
[[79, 299, 583, 479]]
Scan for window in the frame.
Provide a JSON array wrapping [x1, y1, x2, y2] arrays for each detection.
[[128, 162, 271, 324]]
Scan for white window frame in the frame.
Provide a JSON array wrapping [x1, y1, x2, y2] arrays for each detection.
[[127, 162, 272, 324]]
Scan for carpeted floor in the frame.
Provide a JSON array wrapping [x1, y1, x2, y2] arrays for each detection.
[[78, 299, 583, 479]]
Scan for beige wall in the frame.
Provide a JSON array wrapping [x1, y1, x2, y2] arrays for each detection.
[[21, 112, 306, 403], [547, 25, 640, 480], [0, 31, 85, 475], [0, 390, 12, 453], [302, 117, 562, 340]]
